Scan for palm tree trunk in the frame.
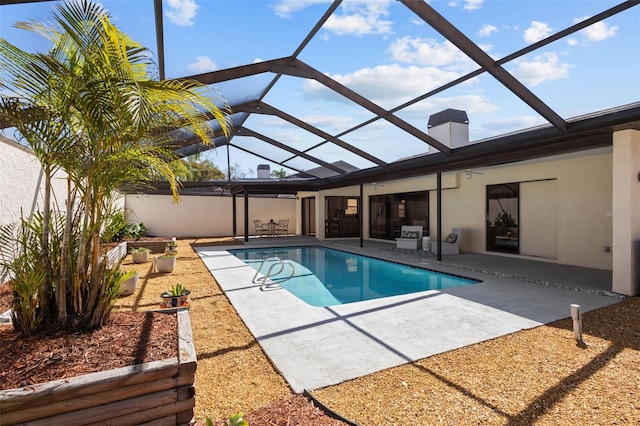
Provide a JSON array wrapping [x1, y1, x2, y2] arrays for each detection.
[[38, 167, 52, 322]]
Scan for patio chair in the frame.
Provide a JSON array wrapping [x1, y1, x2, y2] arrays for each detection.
[[395, 225, 423, 249], [430, 227, 462, 255], [275, 219, 289, 236], [253, 219, 269, 237]]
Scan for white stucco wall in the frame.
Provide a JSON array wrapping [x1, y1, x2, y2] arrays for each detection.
[[1, 137, 71, 284], [0, 136, 68, 227], [125, 194, 296, 237], [612, 130, 640, 295]]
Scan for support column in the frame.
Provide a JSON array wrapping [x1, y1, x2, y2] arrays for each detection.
[[359, 184, 364, 248], [244, 191, 249, 243], [436, 172, 442, 261], [612, 129, 640, 295]]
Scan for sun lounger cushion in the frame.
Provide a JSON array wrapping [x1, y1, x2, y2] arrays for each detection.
[[444, 233, 458, 244], [401, 230, 419, 239]]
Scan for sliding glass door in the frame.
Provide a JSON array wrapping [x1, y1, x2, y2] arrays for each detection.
[[325, 196, 360, 238], [369, 191, 429, 240], [486, 183, 519, 253]]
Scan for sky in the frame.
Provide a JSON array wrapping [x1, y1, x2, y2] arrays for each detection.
[[1, 0, 639, 177]]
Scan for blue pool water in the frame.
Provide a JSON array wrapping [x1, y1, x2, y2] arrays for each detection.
[[229, 246, 480, 307]]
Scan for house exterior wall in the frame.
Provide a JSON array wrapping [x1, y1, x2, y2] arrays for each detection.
[[125, 194, 296, 237], [315, 147, 613, 271]]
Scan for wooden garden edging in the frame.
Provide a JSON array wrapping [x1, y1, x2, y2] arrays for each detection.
[[0, 309, 196, 426]]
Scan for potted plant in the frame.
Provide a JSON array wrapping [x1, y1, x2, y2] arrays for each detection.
[[165, 240, 178, 254], [130, 247, 151, 263], [160, 283, 190, 308], [119, 270, 139, 296], [155, 252, 176, 273]]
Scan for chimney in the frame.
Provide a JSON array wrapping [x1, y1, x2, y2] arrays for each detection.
[[257, 164, 271, 178], [427, 109, 469, 149]]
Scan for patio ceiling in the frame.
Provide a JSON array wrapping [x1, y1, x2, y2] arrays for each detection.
[[2, 0, 640, 189]]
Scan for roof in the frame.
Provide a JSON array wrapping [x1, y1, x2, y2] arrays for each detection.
[[2, 0, 639, 191]]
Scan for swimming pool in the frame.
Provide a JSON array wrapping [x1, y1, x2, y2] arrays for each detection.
[[229, 246, 480, 307]]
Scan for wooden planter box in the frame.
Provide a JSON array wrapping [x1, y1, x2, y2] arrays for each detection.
[[0, 310, 196, 426]]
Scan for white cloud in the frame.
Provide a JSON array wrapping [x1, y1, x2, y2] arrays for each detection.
[[464, 0, 484, 11], [324, 1, 393, 36], [302, 64, 465, 108], [389, 37, 476, 71], [401, 94, 498, 121], [510, 52, 571, 86], [186, 56, 217, 73], [448, 0, 483, 11], [573, 17, 618, 42], [523, 21, 552, 44], [165, 0, 199, 26], [259, 114, 354, 134], [478, 24, 497, 37], [480, 115, 546, 135], [272, 0, 331, 19]]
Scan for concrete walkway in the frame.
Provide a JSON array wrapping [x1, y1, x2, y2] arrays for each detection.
[[196, 237, 622, 393]]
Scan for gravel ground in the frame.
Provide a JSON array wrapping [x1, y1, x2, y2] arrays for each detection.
[[7, 237, 635, 425]]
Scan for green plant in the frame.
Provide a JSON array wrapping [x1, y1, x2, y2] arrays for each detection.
[[129, 247, 151, 254], [166, 283, 188, 297], [494, 212, 516, 228], [206, 413, 249, 426], [124, 222, 147, 239], [103, 211, 128, 243], [0, 0, 229, 334]]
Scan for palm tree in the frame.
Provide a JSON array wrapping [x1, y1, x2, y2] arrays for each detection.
[[0, 0, 230, 333]]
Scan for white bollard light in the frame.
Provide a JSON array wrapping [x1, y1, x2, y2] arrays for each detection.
[[570, 304, 582, 341]]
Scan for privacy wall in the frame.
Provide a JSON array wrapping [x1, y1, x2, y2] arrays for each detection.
[[125, 194, 296, 238], [0, 137, 69, 230]]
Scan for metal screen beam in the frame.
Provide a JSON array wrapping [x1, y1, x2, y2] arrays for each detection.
[[400, 0, 567, 133], [234, 101, 388, 167], [276, 59, 452, 154], [235, 127, 349, 175]]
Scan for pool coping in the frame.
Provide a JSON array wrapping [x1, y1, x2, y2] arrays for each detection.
[[196, 241, 621, 393]]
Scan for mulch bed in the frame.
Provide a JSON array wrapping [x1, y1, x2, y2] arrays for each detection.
[[205, 394, 352, 426], [0, 309, 177, 390]]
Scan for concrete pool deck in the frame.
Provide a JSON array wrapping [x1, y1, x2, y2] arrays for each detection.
[[195, 238, 621, 393]]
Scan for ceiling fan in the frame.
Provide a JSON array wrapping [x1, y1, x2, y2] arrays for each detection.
[[464, 169, 483, 179], [370, 182, 387, 190]]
